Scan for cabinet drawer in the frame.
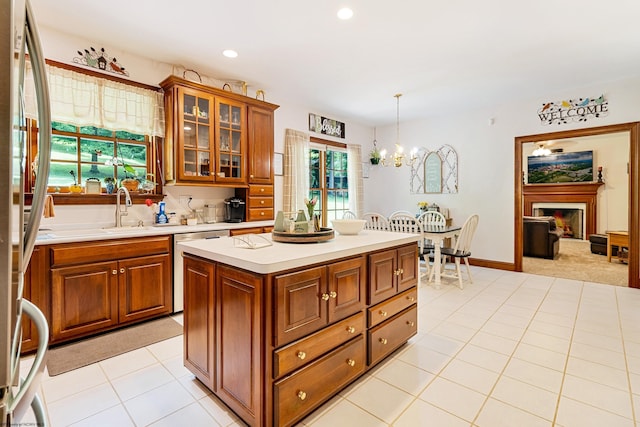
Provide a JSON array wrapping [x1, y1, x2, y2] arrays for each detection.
[[368, 287, 417, 328], [274, 312, 365, 379], [368, 305, 417, 366], [248, 207, 273, 221], [51, 236, 171, 267], [249, 184, 273, 196], [274, 336, 365, 427], [248, 197, 273, 208]]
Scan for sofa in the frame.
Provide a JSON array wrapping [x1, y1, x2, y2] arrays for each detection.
[[523, 216, 564, 259]]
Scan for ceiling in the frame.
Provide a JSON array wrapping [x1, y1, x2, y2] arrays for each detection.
[[29, 0, 640, 127]]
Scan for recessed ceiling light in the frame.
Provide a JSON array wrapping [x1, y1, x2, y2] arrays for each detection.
[[337, 7, 353, 20], [223, 50, 238, 58]]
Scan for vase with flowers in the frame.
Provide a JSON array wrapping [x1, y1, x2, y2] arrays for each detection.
[[304, 196, 320, 231], [417, 201, 429, 214]]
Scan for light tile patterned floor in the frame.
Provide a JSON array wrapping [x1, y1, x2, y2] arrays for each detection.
[[19, 267, 640, 426]]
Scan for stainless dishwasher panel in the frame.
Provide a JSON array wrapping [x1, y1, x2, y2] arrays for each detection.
[[173, 229, 230, 312]]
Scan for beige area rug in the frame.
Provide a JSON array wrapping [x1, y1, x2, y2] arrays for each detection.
[[523, 238, 628, 287], [47, 316, 183, 376]]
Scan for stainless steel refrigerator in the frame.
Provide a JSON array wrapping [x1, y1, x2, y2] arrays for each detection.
[[1, 0, 51, 424]]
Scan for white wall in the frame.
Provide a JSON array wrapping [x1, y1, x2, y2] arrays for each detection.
[[365, 77, 640, 263]]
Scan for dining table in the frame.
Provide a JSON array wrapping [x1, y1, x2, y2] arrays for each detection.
[[422, 223, 462, 289]]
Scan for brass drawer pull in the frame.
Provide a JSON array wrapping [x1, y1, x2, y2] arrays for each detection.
[[346, 326, 356, 334], [406, 295, 416, 302], [406, 320, 415, 327], [379, 338, 388, 345], [260, 200, 265, 204], [346, 359, 356, 367], [119, 268, 125, 273], [112, 270, 117, 275], [379, 310, 387, 317], [260, 188, 265, 192], [297, 390, 307, 401], [260, 212, 265, 216], [329, 291, 337, 299], [321, 293, 330, 301], [297, 351, 306, 360]]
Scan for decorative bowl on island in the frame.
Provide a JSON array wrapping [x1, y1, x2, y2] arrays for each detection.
[[331, 219, 366, 235]]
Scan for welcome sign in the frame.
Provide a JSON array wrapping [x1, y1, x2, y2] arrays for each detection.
[[538, 95, 608, 125], [309, 113, 346, 138]]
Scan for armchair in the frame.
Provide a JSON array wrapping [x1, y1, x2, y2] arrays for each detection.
[[523, 216, 564, 259]]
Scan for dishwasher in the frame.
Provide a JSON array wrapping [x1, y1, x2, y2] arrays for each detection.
[[173, 229, 230, 312]]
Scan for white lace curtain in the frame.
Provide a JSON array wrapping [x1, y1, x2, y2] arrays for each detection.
[[24, 62, 165, 137], [283, 129, 310, 213]]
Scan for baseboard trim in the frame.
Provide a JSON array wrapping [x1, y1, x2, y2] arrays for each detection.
[[469, 258, 517, 272]]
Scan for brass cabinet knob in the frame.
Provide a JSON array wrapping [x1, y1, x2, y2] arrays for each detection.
[[297, 351, 306, 360], [346, 326, 356, 334], [260, 188, 264, 192], [329, 291, 337, 299], [406, 295, 416, 302], [261, 212, 265, 216], [297, 390, 307, 401], [119, 268, 125, 274], [379, 338, 388, 345], [112, 270, 117, 275], [393, 269, 400, 276], [399, 268, 404, 274], [346, 359, 356, 367], [406, 320, 415, 327], [250, 174, 254, 178], [260, 200, 265, 204], [321, 293, 330, 301], [379, 310, 387, 317]]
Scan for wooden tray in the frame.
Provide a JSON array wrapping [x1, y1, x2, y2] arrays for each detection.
[[272, 228, 335, 243]]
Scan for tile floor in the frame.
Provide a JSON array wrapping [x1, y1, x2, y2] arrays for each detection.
[[19, 267, 640, 426]]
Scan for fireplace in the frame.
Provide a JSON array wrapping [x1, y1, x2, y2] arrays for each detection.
[[533, 203, 585, 239], [523, 182, 604, 239]]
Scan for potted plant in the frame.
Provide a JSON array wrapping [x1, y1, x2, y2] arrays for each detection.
[[370, 146, 381, 165], [120, 164, 139, 192], [69, 170, 83, 193]]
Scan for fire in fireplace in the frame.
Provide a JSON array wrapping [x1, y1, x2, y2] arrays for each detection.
[[533, 207, 584, 239]]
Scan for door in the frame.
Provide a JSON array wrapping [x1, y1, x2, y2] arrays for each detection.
[[248, 106, 274, 183], [327, 256, 365, 323]]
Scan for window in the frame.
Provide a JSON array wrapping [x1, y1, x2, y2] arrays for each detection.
[[309, 144, 349, 224], [48, 121, 149, 187]]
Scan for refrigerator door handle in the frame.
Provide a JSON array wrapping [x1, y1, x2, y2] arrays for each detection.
[[8, 299, 48, 422], [22, 0, 51, 269]]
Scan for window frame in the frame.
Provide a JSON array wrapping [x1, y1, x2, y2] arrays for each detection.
[[309, 137, 349, 226]]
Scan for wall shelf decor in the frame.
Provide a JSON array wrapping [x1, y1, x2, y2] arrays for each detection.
[[410, 144, 458, 194]]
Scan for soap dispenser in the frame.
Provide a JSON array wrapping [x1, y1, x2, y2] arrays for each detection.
[[156, 201, 168, 224]]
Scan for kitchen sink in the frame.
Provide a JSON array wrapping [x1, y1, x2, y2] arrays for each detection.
[[47, 229, 110, 237], [101, 226, 154, 233]]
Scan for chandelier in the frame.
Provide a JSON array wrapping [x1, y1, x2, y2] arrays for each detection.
[[379, 94, 417, 167]]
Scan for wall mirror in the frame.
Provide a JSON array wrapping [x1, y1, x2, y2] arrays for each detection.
[[410, 144, 458, 194]]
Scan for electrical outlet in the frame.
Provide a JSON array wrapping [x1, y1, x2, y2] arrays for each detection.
[[179, 195, 192, 205]]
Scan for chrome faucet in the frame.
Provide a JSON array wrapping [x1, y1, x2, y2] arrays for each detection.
[[115, 186, 132, 227]]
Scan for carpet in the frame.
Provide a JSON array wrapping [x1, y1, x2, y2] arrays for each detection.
[[47, 316, 183, 376], [523, 238, 628, 287]]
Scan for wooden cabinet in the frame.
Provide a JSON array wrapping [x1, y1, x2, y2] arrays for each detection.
[[244, 184, 274, 221], [368, 244, 418, 305], [274, 256, 365, 347], [228, 226, 272, 236], [49, 236, 172, 343], [160, 75, 278, 188], [21, 246, 49, 353]]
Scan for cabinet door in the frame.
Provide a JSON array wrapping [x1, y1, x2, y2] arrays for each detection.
[[216, 265, 263, 424], [183, 255, 215, 390], [274, 266, 327, 347], [248, 106, 274, 184], [118, 254, 172, 324], [51, 261, 119, 342], [215, 98, 246, 183], [327, 256, 366, 323], [368, 249, 397, 305], [397, 244, 418, 293], [21, 247, 48, 353], [177, 87, 215, 182]]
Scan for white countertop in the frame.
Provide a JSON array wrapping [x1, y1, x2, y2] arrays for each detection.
[[177, 230, 421, 274], [32, 220, 274, 245]]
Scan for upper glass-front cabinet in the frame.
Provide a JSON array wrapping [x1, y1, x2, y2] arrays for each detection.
[[215, 99, 245, 182], [174, 87, 246, 184]]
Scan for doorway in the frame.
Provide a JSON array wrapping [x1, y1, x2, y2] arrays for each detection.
[[514, 122, 640, 288]]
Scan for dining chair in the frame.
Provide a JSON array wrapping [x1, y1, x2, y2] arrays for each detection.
[[363, 212, 390, 231], [429, 214, 479, 289], [417, 210, 447, 279], [389, 210, 413, 218], [343, 210, 357, 219]]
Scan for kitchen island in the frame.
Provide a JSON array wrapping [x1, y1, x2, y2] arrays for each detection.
[[178, 230, 420, 427]]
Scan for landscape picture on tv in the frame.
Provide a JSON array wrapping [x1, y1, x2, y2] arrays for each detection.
[[527, 150, 594, 183]]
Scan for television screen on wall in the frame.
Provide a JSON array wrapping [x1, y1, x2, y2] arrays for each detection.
[[527, 150, 594, 183]]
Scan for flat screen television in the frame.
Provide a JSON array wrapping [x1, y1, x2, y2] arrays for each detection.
[[527, 150, 594, 183]]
